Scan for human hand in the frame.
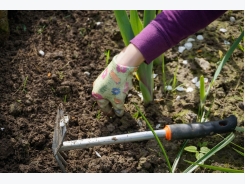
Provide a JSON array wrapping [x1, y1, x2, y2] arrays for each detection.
[[92, 55, 138, 117]]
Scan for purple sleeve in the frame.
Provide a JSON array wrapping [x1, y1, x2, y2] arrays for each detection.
[[130, 10, 227, 64]]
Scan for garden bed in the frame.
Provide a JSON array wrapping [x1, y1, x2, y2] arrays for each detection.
[[0, 10, 243, 173]]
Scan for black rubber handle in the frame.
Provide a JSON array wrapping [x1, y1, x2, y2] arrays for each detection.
[[167, 115, 237, 140]]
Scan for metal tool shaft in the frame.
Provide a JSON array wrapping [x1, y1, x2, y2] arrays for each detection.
[[59, 130, 166, 151]]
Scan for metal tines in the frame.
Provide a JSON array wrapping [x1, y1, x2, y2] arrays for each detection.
[[52, 103, 70, 173]]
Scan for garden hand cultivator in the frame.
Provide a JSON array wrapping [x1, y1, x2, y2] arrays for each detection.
[[52, 103, 237, 173]]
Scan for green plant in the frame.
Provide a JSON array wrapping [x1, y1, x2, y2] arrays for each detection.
[[104, 50, 110, 66], [37, 25, 45, 34], [161, 58, 183, 94], [171, 31, 244, 173], [22, 76, 28, 93], [184, 145, 210, 161], [134, 103, 172, 172], [114, 10, 157, 105], [96, 110, 101, 119], [57, 71, 64, 80], [134, 105, 238, 173], [184, 160, 243, 173], [79, 28, 86, 37], [63, 95, 67, 103], [171, 64, 179, 91], [161, 55, 167, 93]]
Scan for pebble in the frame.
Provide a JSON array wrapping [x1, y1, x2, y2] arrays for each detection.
[[230, 16, 235, 22], [184, 42, 193, 50], [95, 151, 102, 158], [220, 28, 227, 33], [165, 85, 172, 91], [178, 46, 186, 53], [84, 71, 90, 76], [38, 50, 45, 56], [182, 60, 188, 65], [191, 77, 198, 84], [152, 74, 158, 78], [186, 87, 194, 92], [195, 81, 200, 88], [224, 40, 230, 45], [176, 86, 185, 91], [197, 35, 204, 41], [155, 124, 161, 129], [187, 38, 195, 42]]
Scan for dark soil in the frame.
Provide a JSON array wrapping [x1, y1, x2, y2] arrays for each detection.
[[0, 10, 244, 173]]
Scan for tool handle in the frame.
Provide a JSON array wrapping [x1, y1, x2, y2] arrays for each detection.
[[164, 115, 237, 140]]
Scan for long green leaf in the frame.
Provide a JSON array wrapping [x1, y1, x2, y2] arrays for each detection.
[[139, 80, 153, 104], [172, 140, 189, 173], [232, 147, 244, 156], [199, 75, 205, 105], [114, 11, 134, 46], [143, 10, 156, 27], [183, 133, 235, 173], [134, 104, 172, 172], [206, 31, 244, 95], [184, 160, 243, 173], [130, 10, 143, 36]]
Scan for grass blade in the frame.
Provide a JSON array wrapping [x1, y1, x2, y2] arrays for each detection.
[[134, 104, 172, 172], [172, 139, 189, 173], [206, 31, 244, 95], [184, 160, 243, 173], [232, 147, 244, 156]]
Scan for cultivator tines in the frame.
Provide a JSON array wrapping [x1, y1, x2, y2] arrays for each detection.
[[52, 103, 69, 173]]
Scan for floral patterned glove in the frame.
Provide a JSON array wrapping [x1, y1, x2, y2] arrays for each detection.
[[92, 55, 138, 117]]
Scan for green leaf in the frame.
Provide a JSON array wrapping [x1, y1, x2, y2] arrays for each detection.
[[235, 126, 244, 132], [200, 147, 210, 154], [183, 132, 235, 173], [232, 147, 244, 156], [114, 11, 134, 46], [184, 146, 198, 153], [143, 10, 156, 27], [206, 31, 244, 95], [139, 81, 153, 104], [184, 160, 243, 173], [199, 75, 205, 104], [196, 152, 204, 160], [172, 140, 189, 173], [134, 104, 172, 173], [130, 10, 143, 36]]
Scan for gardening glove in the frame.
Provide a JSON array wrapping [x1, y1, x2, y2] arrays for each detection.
[[92, 54, 138, 117]]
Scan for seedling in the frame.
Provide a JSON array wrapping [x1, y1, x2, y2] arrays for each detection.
[[64, 15, 71, 19], [184, 145, 210, 161], [57, 71, 64, 80], [37, 26, 45, 34], [104, 50, 110, 66], [63, 95, 67, 103], [79, 28, 86, 37], [22, 76, 28, 93], [96, 110, 101, 119]]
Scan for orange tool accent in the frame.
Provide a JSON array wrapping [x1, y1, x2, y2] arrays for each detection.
[[163, 125, 172, 140]]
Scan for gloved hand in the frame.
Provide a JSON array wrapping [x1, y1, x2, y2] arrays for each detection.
[[92, 54, 138, 117]]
